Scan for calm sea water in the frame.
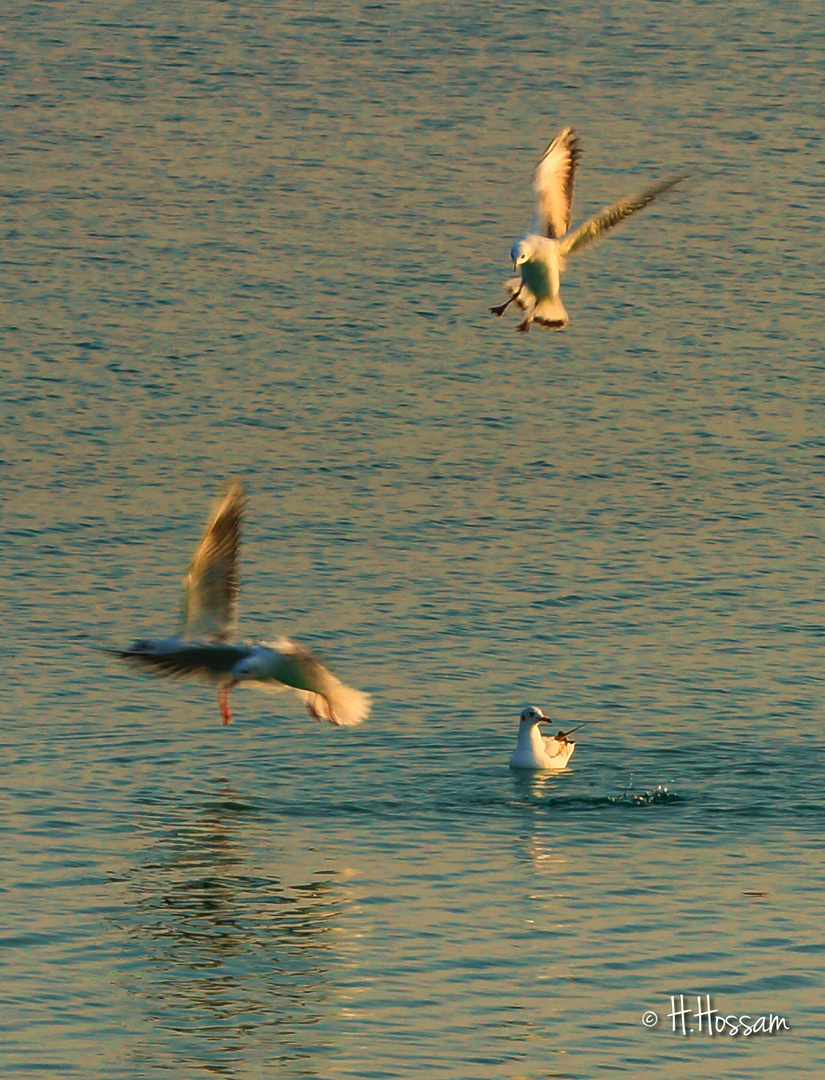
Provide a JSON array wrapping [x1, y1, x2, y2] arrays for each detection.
[[3, 1, 825, 1077]]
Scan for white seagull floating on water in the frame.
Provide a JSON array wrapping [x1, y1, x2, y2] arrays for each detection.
[[490, 127, 688, 332], [105, 481, 371, 728], [509, 706, 576, 770]]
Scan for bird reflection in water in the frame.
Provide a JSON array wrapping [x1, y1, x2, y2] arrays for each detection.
[[115, 785, 350, 1075], [510, 767, 572, 802]]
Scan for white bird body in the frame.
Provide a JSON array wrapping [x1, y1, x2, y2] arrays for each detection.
[[509, 706, 576, 771], [504, 235, 568, 329], [106, 482, 371, 728], [490, 126, 687, 332]]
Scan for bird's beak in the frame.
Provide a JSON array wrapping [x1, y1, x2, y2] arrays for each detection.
[[512, 261, 518, 270]]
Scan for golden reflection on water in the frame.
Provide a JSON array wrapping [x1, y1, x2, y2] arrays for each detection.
[[116, 789, 351, 1074]]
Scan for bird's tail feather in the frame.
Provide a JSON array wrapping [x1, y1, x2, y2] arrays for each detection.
[[533, 295, 569, 328], [303, 682, 372, 728], [249, 677, 372, 726]]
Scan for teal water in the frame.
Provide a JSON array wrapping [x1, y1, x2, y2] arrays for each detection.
[[2, 0, 825, 1076]]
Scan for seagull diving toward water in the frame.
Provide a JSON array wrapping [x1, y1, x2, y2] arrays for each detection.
[[105, 482, 371, 728], [490, 127, 687, 332], [509, 706, 576, 770]]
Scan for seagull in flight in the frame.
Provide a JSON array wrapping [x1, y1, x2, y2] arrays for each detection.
[[509, 706, 576, 770], [490, 127, 687, 332], [104, 482, 371, 728]]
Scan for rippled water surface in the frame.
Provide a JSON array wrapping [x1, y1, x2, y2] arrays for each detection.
[[3, 1, 825, 1077]]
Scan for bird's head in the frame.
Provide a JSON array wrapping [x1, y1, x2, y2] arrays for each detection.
[[519, 705, 547, 726], [510, 238, 532, 269]]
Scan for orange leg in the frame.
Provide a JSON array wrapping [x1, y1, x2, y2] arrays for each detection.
[[218, 681, 238, 725]]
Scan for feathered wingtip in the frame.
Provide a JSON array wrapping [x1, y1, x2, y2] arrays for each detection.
[[84, 634, 159, 662], [198, 479, 246, 553], [534, 127, 582, 239], [86, 638, 175, 676], [181, 479, 246, 642], [560, 172, 690, 258], [86, 640, 128, 660]]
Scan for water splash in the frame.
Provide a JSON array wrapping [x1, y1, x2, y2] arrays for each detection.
[[608, 776, 680, 806]]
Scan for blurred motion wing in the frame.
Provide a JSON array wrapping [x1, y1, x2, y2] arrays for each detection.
[[105, 640, 249, 681], [251, 638, 371, 727], [560, 174, 688, 258], [181, 481, 244, 642]]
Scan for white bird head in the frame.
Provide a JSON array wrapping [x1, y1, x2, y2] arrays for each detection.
[[509, 238, 533, 268], [519, 705, 548, 726]]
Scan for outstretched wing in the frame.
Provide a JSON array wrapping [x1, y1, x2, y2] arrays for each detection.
[[560, 173, 688, 258], [181, 481, 244, 642], [249, 638, 371, 727], [533, 127, 581, 239], [103, 639, 250, 681]]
